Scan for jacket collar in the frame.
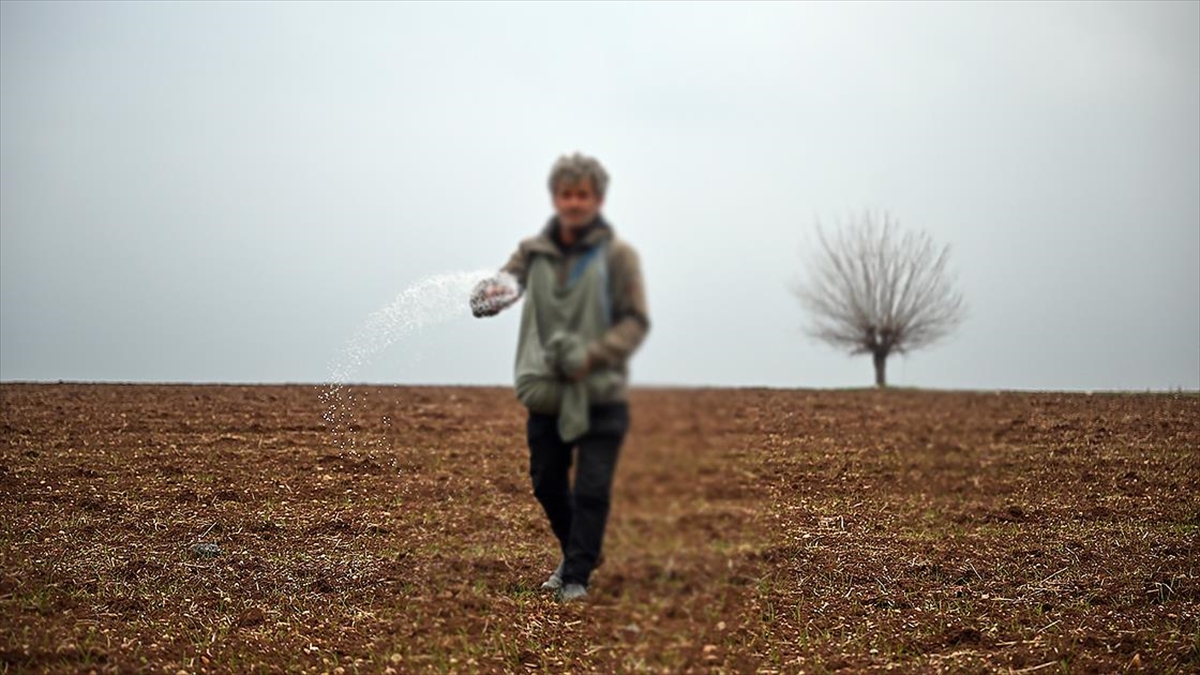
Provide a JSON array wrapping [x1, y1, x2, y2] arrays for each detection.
[[527, 215, 614, 258]]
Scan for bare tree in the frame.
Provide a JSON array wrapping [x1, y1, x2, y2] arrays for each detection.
[[794, 211, 966, 387]]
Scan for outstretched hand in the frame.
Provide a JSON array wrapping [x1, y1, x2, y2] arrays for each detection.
[[470, 279, 519, 317]]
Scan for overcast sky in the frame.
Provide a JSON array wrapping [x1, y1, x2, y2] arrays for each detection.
[[2, 1, 1197, 391]]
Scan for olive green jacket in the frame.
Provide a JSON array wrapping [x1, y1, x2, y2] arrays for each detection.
[[501, 217, 650, 404]]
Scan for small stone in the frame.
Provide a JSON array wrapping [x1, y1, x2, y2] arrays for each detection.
[[191, 543, 221, 558]]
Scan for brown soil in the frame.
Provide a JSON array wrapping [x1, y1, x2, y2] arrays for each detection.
[[1, 384, 1197, 674]]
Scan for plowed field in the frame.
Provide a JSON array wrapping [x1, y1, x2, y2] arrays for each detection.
[[1, 384, 1196, 674]]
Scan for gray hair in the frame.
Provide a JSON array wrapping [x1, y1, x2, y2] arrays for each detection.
[[548, 152, 610, 198]]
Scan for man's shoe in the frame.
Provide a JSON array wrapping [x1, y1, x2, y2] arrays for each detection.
[[557, 583, 587, 603], [540, 560, 565, 591]]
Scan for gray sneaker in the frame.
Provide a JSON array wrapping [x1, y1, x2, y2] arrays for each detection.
[[557, 583, 587, 603], [540, 560, 565, 591]]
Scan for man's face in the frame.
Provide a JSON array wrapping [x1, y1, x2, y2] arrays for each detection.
[[553, 178, 603, 229]]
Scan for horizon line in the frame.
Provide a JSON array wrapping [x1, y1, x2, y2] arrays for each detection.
[[1, 379, 1196, 395]]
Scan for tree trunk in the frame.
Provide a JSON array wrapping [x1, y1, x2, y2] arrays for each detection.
[[873, 350, 888, 388]]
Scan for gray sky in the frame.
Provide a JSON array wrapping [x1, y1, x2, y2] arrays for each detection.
[[2, 1, 1197, 391]]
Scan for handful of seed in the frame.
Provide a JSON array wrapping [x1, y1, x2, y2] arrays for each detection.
[[470, 272, 520, 317]]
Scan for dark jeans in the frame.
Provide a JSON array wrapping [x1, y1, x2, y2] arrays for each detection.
[[527, 402, 629, 587]]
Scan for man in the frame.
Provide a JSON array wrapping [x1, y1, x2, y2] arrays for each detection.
[[470, 153, 650, 602]]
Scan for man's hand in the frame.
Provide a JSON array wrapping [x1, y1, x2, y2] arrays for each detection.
[[568, 354, 593, 382], [471, 280, 519, 317]]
